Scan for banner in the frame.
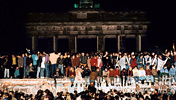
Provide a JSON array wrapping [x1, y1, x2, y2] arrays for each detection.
[[157, 58, 168, 70], [13, 85, 36, 95]]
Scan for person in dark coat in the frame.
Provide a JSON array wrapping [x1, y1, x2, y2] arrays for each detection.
[[26, 55, 33, 78], [29, 63, 35, 78], [88, 81, 96, 93], [4, 56, 10, 79], [0, 56, 5, 78], [64, 54, 72, 77], [103, 56, 112, 69], [36, 53, 42, 78], [121, 68, 127, 86], [82, 66, 91, 86], [54, 68, 63, 86]]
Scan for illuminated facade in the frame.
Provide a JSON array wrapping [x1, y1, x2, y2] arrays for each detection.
[[26, 0, 149, 53]]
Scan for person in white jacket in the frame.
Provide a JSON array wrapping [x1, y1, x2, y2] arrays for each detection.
[[40, 55, 45, 78], [139, 67, 146, 84], [144, 54, 152, 69], [133, 66, 139, 85], [120, 55, 127, 70]]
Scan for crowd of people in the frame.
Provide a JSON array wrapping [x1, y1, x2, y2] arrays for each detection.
[[0, 49, 176, 87], [1, 87, 176, 100], [1, 48, 176, 100]]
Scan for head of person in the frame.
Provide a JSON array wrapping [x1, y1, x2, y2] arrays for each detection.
[[96, 68, 100, 72], [146, 65, 150, 69], [60, 55, 63, 59], [76, 54, 79, 58], [57, 52, 61, 56], [98, 56, 101, 59], [39, 53, 42, 57], [90, 81, 94, 86], [94, 55, 97, 59], [29, 63, 32, 67], [131, 55, 135, 59], [85, 66, 88, 70], [72, 55, 75, 59], [171, 65, 175, 69], [134, 66, 137, 69], [81, 52, 85, 56], [139, 96, 144, 100], [140, 55, 143, 58], [152, 65, 156, 70], [86, 53, 89, 56], [146, 54, 149, 57], [139, 67, 144, 70], [105, 68, 108, 71], [154, 89, 158, 94], [70, 67, 74, 72], [116, 66, 119, 70], [164, 65, 167, 69], [22, 54, 25, 57], [56, 68, 59, 72], [12, 55, 15, 58], [123, 68, 126, 72], [9, 91, 14, 96], [105, 51, 108, 56], [28, 55, 31, 58], [110, 67, 114, 71], [43, 51, 46, 55], [126, 54, 130, 58]]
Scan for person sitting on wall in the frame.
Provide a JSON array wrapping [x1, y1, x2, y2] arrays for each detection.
[[29, 63, 35, 78], [54, 68, 63, 86], [14, 66, 20, 79], [54, 67, 63, 78], [160, 65, 169, 77]]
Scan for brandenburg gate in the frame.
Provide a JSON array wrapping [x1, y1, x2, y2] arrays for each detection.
[[26, 0, 149, 53]]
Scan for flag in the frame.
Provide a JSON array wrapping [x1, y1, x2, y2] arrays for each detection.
[[173, 43, 175, 51], [157, 58, 168, 71]]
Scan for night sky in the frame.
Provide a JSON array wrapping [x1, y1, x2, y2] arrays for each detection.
[[0, 0, 176, 54]]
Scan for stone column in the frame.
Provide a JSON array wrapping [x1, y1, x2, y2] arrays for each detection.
[[53, 36, 58, 52], [97, 35, 99, 52], [32, 36, 37, 51], [69, 35, 76, 53], [136, 34, 141, 52], [116, 35, 121, 52], [97, 35, 105, 53], [75, 35, 77, 53]]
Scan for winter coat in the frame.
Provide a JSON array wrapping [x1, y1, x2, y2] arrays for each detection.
[[18, 57, 24, 67], [109, 69, 115, 77], [26, 57, 33, 66], [63, 57, 72, 67], [80, 56, 88, 64], [95, 71, 102, 77], [57, 58, 64, 65], [131, 58, 137, 68], [83, 69, 91, 76], [90, 72, 97, 80], [90, 58, 97, 67]]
